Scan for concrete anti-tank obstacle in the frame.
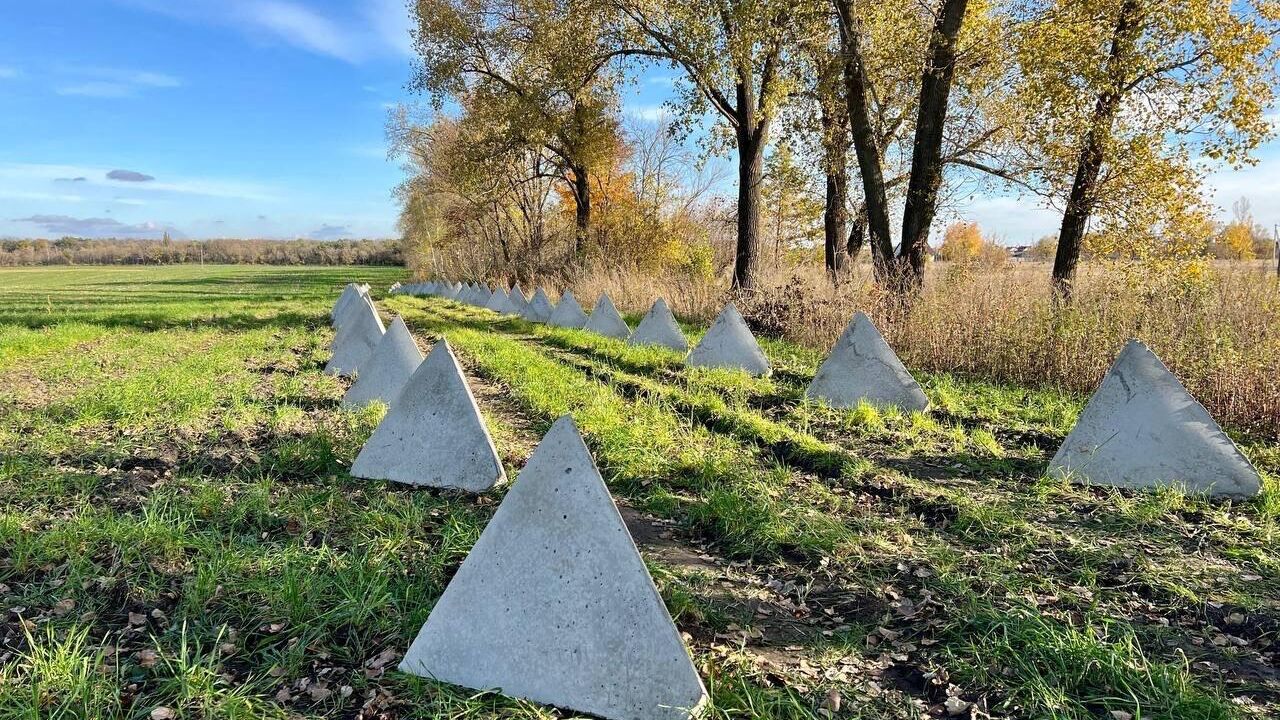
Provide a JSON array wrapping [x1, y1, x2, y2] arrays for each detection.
[[686, 304, 770, 376], [1048, 339, 1261, 498], [342, 316, 424, 409], [508, 284, 529, 314], [473, 285, 493, 308], [325, 296, 385, 377], [350, 338, 505, 490], [332, 284, 369, 327], [399, 415, 707, 720], [805, 311, 928, 412], [485, 287, 518, 315], [583, 294, 630, 339], [523, 288, 555, 323], [334, 286, 374, 331], [628, 298, 688, 352], [548, 290, 589, 329]]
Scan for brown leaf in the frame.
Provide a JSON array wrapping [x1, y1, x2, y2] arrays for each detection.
[[822, 689, 842, 712], [150, 708, 175, 720], [128, 612, 147, 626], [52, 598, 76, 616], [135, 649, 159, 668]]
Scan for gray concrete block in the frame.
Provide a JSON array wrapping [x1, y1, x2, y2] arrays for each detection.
[[342, 316, 424, 408], [485, 288, 518, 315], [524, 288, 554, 323], [332, 285, 360, 323], [686, 304, 769, 376], [333, 285, 370, 329], [399, 415, 707, 720], [508, 284, 529, 314], [805, 312, 928, 412], [325, 296, 385, 377], [583, 294, 630, 339], [548, 290, 589, 329], [1049, 339, 1261, 498], [350, 338, 505, 490], [473, 285, 493, 308], [628, 298, 688, 352]]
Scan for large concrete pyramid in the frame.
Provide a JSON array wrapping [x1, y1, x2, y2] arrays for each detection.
[[583, 294, 630, 339], [332, 284, 362, 323], [1048, 339, 1260, 498], [399, 415, 707, 719], [628, 298, 688, 352], [485, 287, 518, 315], [548, 290, 589, 329], [342, 316, 424, 408], [686, 304, 770, 376], [325, 297, 385, 377], [805, 312, 928, 412], [333, 286, 371, 331], [508, 284, 529, 314], [473, 285, 493, 307], [524, 288, 554, 323], [350, 338, 504, 490]]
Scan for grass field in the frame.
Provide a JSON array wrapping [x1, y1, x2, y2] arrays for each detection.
[[1, 265, 1277, 720]]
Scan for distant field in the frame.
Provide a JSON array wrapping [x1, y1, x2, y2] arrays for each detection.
[[1, 265, 1276, 719]]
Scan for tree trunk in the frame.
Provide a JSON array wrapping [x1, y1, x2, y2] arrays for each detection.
[[824, 167, 849, 279], [898, 0, 969, 294], [847, 203, 867, 261], [834, 0, 895, 285], [570, 164, 591, 258], [1052, 0, 1142, 301], [732, 91, 767, 290]]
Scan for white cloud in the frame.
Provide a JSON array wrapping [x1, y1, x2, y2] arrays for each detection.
[[0, 67, 18, 79], [243, 1, 360, 62], [0, 163, 278, 202], [54, 67, 182, 98]]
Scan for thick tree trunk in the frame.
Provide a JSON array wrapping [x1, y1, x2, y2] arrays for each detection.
[[847, 203, 867, 261], [898, 0, 969, 294], [570, 165, 591, 258], [734, 127, 766, 290], [835, 0, 895, 285], [1052, 0, 1142, 301], [824, 167, 849, 279]]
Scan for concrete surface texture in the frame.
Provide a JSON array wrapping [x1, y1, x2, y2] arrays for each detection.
[[399, 415, 707, 720], [473, 285, 493, 307], [485, 287, 516, 314], [805, 312, 929, 412], [1048, 339, 1261, 498], [324, 297, 385, 377], [548, 290, 589, 329], [628, 298, 688, 352], [332, 284, 361, 321], [342, 316, 424, 408], [349, 338, 505, 490], [508, 284, 529, 314], [332, 286, 371, 331], [524, 288, 555, 323], [583, 294, 630, 339], [685, 304, 770, 376]]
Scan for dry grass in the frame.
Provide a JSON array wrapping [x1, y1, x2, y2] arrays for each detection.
[[563, 259, 1280, 439]]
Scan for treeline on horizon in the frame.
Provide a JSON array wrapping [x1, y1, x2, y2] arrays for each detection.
[[0, 237, 404, 267]]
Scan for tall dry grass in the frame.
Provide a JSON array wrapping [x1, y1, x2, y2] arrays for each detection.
[[566, 259, 1280, 439]]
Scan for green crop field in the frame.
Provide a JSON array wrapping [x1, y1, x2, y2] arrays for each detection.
[[1, 265, 1276, 719]]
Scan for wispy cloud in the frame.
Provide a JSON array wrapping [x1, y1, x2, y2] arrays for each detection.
[[0, 163, 278, 202], [0, 66, 18, 79], [244, 1, 360, 62], [310, 223, 351, 240], [54, 67, 182, 98], [107, 169, 156, 182], [12, 214, 181, 238]]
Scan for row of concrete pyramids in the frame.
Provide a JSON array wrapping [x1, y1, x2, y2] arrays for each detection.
[[388, 279, 1263, 499], [329, 285, 705, 719]]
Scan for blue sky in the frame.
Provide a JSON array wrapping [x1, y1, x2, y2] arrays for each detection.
[[0, 0, 1276, 243]]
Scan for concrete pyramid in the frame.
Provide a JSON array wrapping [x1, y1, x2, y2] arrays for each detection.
[[473, 285, 493, 307], [332, 285, 360, 323], [342, 316, 424, 408], [583, 294, 630, 339], [628, 298, 687, 352], [325, 297, 385, 377], [686, 304, 769, 376], [548, 290, 589, 329], [350, 338, 504, 490], [805, 312, 928, 412], [524, 288, 554, 323], [485, 287, 517, 315], [508, 284, 529, 314], [1048, 339, 1261, 498], [333, 285, 370, 329], [399, 415, 707, 719], [332, 293, 376, 346]]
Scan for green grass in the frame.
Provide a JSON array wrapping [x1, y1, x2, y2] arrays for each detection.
[[1, 265, 1276, 719]]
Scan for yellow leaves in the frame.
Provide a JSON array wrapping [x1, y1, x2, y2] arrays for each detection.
[[939, 221, 985, 261], [1220, 221, 1256, 261]]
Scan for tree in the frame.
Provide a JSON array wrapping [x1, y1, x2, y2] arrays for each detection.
[[1006, 0, 1280, 298], [611, 0, 819, 289], [1220, 197, 1258, 260], [409, 0, 628, 258], [938, 221, 983, 260]]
